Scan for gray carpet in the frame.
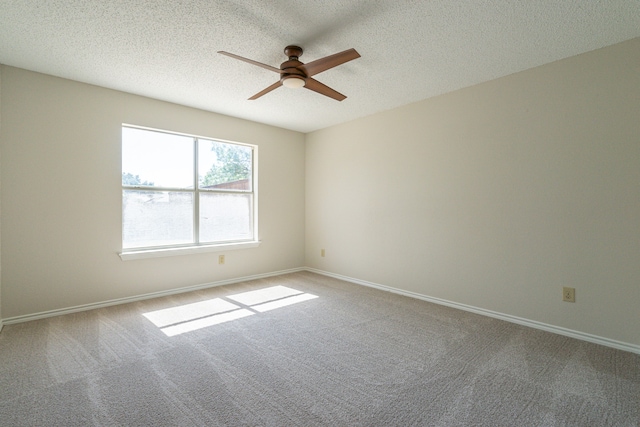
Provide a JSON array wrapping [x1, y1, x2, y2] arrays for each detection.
[[0, 271, 638, 426]]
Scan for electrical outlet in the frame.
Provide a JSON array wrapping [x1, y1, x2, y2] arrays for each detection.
[[321, 249, 325, 257], [562, 287, 575, 303], [218, 255, 225, 265]]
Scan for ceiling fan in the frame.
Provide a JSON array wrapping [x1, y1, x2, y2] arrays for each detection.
[[218, 46, 360, 101]]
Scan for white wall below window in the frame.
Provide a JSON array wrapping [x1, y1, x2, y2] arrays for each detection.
[[305, 38, 640, 348], [0, 66, 305, 319]]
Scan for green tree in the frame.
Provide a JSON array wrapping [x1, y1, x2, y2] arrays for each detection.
[[122, 172, 154, 186], [200, 142, 251, 187]]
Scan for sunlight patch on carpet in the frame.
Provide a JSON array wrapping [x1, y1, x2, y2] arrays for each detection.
[[160, 309, 254, 337], [143, 286, 318, 336], [252, 293, 318, 312]]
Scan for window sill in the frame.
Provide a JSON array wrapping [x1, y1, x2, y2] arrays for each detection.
[[119, 241, 261, 261]]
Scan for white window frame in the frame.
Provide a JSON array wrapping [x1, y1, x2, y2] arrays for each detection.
[[119, 125, 259, 260]]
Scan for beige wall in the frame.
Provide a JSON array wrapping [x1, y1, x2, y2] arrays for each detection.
[[1, 39, 638, 350], [0, 66, 2, 330], [0, 66, 305, 319], [306, 38, 640, 346]]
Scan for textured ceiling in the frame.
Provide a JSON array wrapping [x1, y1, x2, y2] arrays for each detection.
[[1, 1, 639, 133]]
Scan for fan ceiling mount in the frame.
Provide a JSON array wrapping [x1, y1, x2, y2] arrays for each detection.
[[218, 45, 360, 101]]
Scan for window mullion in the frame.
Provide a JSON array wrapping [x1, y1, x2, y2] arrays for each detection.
[[193, 137, 199, 245]]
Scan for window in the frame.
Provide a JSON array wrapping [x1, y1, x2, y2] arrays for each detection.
[[121, 126, 256, 255]]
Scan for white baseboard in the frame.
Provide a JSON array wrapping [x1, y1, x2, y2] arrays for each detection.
[[1, 267, 306, 326], [305, 268, 640, 356], [3, 266, 638, 355]]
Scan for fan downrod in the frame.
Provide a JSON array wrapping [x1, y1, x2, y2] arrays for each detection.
[[284, 45, 303, 59]]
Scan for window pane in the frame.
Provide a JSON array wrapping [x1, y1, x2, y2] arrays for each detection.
[[123, 190, 194, 248], [122, 127, 194, 189], [198, 139, 252, 191], [199, 193, 253, 242]]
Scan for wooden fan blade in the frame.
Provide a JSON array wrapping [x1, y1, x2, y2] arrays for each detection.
[[303, 78, 347, 101], [298, 48, 360, 77], [248, 81, 283, 100], [218, 51, 281, 73]]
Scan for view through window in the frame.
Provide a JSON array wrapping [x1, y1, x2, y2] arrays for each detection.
[[122, 126, 255, 250]]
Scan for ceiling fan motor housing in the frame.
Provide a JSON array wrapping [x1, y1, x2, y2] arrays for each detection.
[[281, 46, 307, 84]]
